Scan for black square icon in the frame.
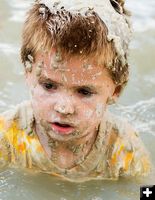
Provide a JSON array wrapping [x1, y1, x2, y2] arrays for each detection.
[[140, 185, 155, 199]]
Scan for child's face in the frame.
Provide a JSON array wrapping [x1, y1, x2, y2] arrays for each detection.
[[26, 49, 116, 141]]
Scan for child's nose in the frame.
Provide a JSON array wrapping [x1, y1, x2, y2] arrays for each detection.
[[53, 96, 75, 115]]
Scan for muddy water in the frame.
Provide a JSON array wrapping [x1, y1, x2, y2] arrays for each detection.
[[0, 0, 155, 199]]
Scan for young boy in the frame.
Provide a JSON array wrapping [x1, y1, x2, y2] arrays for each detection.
[[0, 0, 151, 182]]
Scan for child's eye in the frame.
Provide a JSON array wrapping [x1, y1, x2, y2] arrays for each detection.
[[77, 88, 93, 97], [42, 82, 57, 90]]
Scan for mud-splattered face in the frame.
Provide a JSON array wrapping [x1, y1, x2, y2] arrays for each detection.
[[26, 49, 116, 141]]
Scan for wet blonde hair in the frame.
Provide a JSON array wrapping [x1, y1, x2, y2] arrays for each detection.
[[21, 1, 129, 92]]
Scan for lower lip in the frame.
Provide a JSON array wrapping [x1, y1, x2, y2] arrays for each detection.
[[51, 123, 75, 135]]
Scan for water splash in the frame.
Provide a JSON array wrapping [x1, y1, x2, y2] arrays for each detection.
[[113, 98, 155, 136]]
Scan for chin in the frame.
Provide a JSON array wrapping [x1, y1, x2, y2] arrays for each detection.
[[47, 130, 82, 142]]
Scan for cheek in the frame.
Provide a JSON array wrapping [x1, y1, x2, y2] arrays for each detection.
[[95, 103, 105, 118], [30, 86, 53, 117], [31, 86, 46, 103], [79, 105, 104, 130], [84, 109, 94, 119], [79, 100, 105, 123]]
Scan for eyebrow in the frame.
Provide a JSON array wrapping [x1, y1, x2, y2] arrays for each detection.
[[38, 75, 98, 91], [38, 75, 63, 86]]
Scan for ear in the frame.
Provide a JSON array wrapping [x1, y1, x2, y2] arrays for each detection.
[[112, 85, 122, 102], [106, 85, 122, 105], [110, 0, 123, 14]]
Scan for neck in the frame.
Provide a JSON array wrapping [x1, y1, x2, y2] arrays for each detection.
[[35, 124, 98, 169]]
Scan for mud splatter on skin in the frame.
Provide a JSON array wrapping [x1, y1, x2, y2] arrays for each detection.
[[26, 40, 121, 170], [25, 61, 32, 73], [91, 71, 103, 81], [21, 0, 132, 98], [39, 119, 82, 142], [27, 54, 34, 63], [48, 52, 57, 70], [61, 73, 68, 82], [50, 50, 69, 71], [54, 51, 62, 62], [74, 155, 85, 165], [36, 67, 42, 77], [67, 144, 84, 154], [48, 139, 58, 148], [35, 62, 43, 77], [71, 130, 81, 137], [34, 118, 99, 169], [82, 61, 92, 70], [25, 54, 34, 73], [38, 117, 96, 144]]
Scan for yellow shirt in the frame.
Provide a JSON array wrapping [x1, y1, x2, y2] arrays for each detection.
[[0, 101, 151, 182]]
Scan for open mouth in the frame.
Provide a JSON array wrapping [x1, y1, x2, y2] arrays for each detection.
[[54, 122, 71, 128], [51, 122, 74, 135]]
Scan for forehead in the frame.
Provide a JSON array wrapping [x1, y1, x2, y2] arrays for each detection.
[[35, 51, 113, 87]]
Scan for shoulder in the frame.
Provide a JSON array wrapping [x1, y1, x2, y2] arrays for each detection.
[[0, 101, 35, 168], [106, 111, 144, 147], [105, 112, 151, 178], [0, 100, 33, 132]]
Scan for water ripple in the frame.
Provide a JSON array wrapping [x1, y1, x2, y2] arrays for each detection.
[[0, 43, 19, 55], [114, 98, 155, 136]]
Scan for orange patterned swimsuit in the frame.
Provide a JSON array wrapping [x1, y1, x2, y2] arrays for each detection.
[[0, 101, 151, 182]]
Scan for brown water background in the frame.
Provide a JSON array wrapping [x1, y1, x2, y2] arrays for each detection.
[[0, 0, 155, 199]]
